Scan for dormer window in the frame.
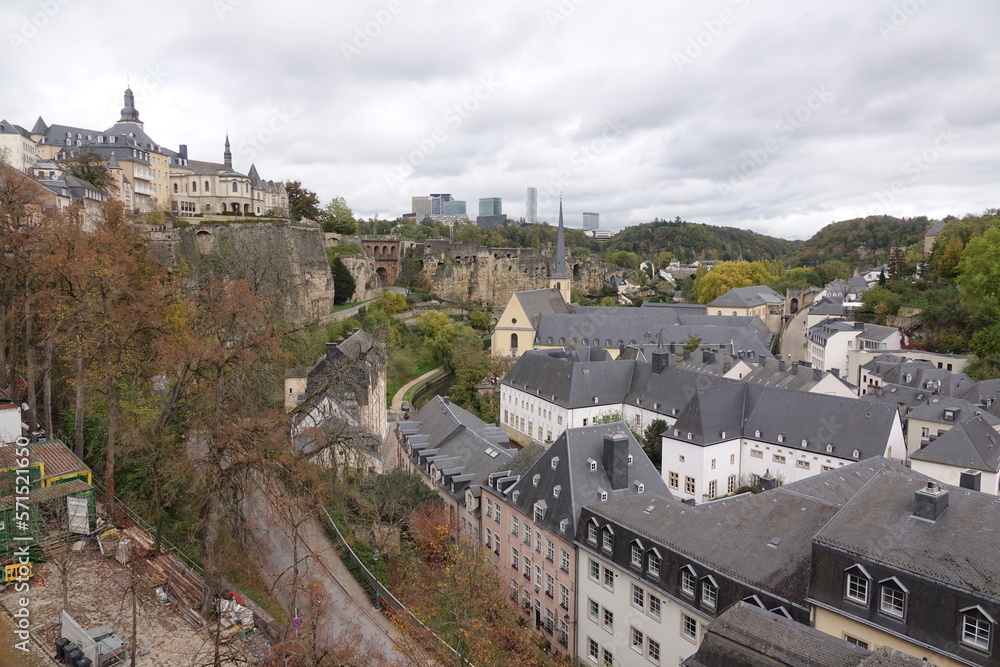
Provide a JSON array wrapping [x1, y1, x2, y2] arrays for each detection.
[[961, 606, 994, 651], [551, 456, 559, 470], [587, 520, 598, 544], [553, 485, 561, 498], [532, 474, 540, 487], [512, 490, 520, 502], [588, 458, 597, 471], [559, 518, 568, 534], [777, 434, 784, 443], [602, 527, 613, 551], [700, 576, 718, 609], [635, 481, 644, 494], [533, 501, 546, 523], [879, 577, 908, 620], [826, 444, 834, 453], [853, 449, 861, 459], [627, 454, 634, 465], [801, 439, 808, 447], [944, 409, 956, 421], [755, 430, 761, 438], [845, 564, 871, 605]]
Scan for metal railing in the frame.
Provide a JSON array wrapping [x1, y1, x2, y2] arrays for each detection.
[[320, 507, 476, 667]]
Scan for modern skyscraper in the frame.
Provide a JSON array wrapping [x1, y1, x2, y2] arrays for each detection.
[[442, 200, 466, 215], [411, 196, 432, 216], [430, 193, 453, 214], [583, 211, 599, 230], [526, 186, 538, 223], [479, 197, 502, 216]]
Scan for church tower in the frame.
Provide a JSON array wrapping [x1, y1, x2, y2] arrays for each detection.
[[224, 134, 233, 169], [549, 197, 572, 304], [118, 87, 142, 128]]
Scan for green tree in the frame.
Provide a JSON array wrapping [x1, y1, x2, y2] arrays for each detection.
[[285, 181, 322, 221], [414, 310, 451, 339], [372, 290, 407, 315], [642, 419, 667, 468], [861, 285, 901, 320], [815, 259, 852, 284], [61, 148, 115, 195], [452, 221, 483, 243], [957, 226, 1000, 315], [934, 236, 965, 279], [695, 261, 777, 304], [468, 309, 492, 332], [330, 255, 356, 305], [683, 333, 702, 354], [320, 196, 358, 234]]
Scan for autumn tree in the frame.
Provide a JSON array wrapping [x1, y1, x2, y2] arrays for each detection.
[[286, 181, 322, 222], [60, 148, 115, 195], [694, 261, 777, 304]]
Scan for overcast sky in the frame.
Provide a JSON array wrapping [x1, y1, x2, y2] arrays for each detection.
[[3, 0, 997, 239]]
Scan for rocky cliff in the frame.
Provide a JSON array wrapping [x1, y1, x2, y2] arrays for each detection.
[[399, 240, 616, 307]]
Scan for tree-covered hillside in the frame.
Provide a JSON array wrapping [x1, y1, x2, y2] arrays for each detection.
[[601, 218, 797, 263], [781, 215, 930, 268]]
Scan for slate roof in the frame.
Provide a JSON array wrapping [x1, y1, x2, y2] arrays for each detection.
[[623, 365, 737, 416], [501, 348, 637, 409], [961, 378, 1000, 408], [857, 323, 900, 343], [682, 602, 871, 667], [504, 423, 667, 537], [707, 285, 783, 309], [741, 360, 837, 393], [846, 276, 870, 297], [514, 288, 571, 319], [810, 297, 844, 317], [813, 466, 1000, 598], [304, 329, 384, 402], [0, 120, 31, 137], [185, 159, 245, 178], [904, 396, 997, 427], [808, 319, 864, 345], [669, 383, 898, 460], [584, 459, 902, 605], [910, 414, 1000, 472], [403, 396, 516, 498], [924, 220, 946, 237]]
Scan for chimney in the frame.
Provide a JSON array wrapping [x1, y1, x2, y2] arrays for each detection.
[[602, 430, 630, 491], [683, 351, 691, 361], [790, 362, 798, 375], [758, 469, 778, 492], [669, 342, 677, 355], [652, 350, 669, 375], [178, 144, 188, 159], [702, 350, 715, 364], [913, 481, 949, 522], [442, 396, 450, 405], [830, 368, 840, 379], [722, 361, 732, 374], [814, 368, 822, 382], [960, 470, 982, 492], [778, 360, 786, 372], [325, 342, 339, 360], [760, 357, 767, 367]]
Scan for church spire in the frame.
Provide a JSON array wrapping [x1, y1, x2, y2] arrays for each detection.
[[224, 134, 233, 169], [118, 87, 141, 126], [553, 196, 568, 279]]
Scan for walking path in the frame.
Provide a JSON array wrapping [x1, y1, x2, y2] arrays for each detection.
[[780, 305, 812, 363], [391, 366, 445, 413]]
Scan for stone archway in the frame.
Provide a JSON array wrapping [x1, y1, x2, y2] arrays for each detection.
[[195, 230, 214, 254], [376, 267, 389, 286], [790, 297, 799, 314]]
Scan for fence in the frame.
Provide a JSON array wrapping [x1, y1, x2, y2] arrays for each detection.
[[320, 507, 476, 667], [91, 480, 203, 576]]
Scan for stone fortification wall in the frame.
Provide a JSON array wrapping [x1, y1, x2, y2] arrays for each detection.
[[399, 240, 616, 307]]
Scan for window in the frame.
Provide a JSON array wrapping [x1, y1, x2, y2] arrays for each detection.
[[685, 476, 695, 494], [679, 454, 685, 463], [535, 564, 542, 590], [546, 539, 554, 563], [773, 454, 786, 464], [632, 583, 645, 608], [603, 608, 614, 632], [512, 516, 519, 538], [587, 522, 598, 543], [730, 453, 736, 465], [589, 559, 600, 581], [727, 475, 737, 494], [560, 548, 570, 574], [485, 498, 492, 518], [545, 573, 554, 598], [822, 465, 835, 472], [648, 594, 661, 619], [589, 459, 598, 471], [583, 418, 589, 426], [668, 471, 679, 489], [588, 637, 599, 661], [631, 543, 642, 567], [603, 648, 613, 667], [796, 459, 810, 470], [648, 552, 661, 577], [559, 619, 569, 647], [750, 449, 763, 459], [707, 480, 717, 499], [701, 577, 718, 608], [879, 581, 906, 619], [682, 614, 698, 641], [494, 505, 500, 523], [602, 529, 613, 552], [681, 568, 696, 597], [710, 458, 716, 469], [512, 548, 519, 571], [648, 637, 660, 662], [962, 607, 993, 651], [631, 626, 643, 652], [557, 415, 563, 425], [232, 181, 238, 192], [603, 567, 614, 590], [204, 180, 209, 191], [588, 599, 599, 621], [845, 567, 870, 605], [844, 635, 869, 650], [535, 530, 542, 554], [560, 584, 569, 610]]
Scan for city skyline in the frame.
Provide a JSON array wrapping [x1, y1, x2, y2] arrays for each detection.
[[2, 1, 997, 239]]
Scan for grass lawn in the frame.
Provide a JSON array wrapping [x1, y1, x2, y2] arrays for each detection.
[[386, 347, 438, 401], [332, 301, 363, 313]]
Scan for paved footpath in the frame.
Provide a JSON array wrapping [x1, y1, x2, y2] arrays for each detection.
[[390, 366, 445, 414]]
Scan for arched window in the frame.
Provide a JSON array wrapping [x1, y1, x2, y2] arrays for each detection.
[[204, 180, 210, 191], [192, 181, 197, 192], [232, 182, 238, 193], [511, 333, 519, 351], [173, 183, 178, 193]]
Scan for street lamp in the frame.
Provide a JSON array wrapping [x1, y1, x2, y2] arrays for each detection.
[[372, 549, 381, 610]]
